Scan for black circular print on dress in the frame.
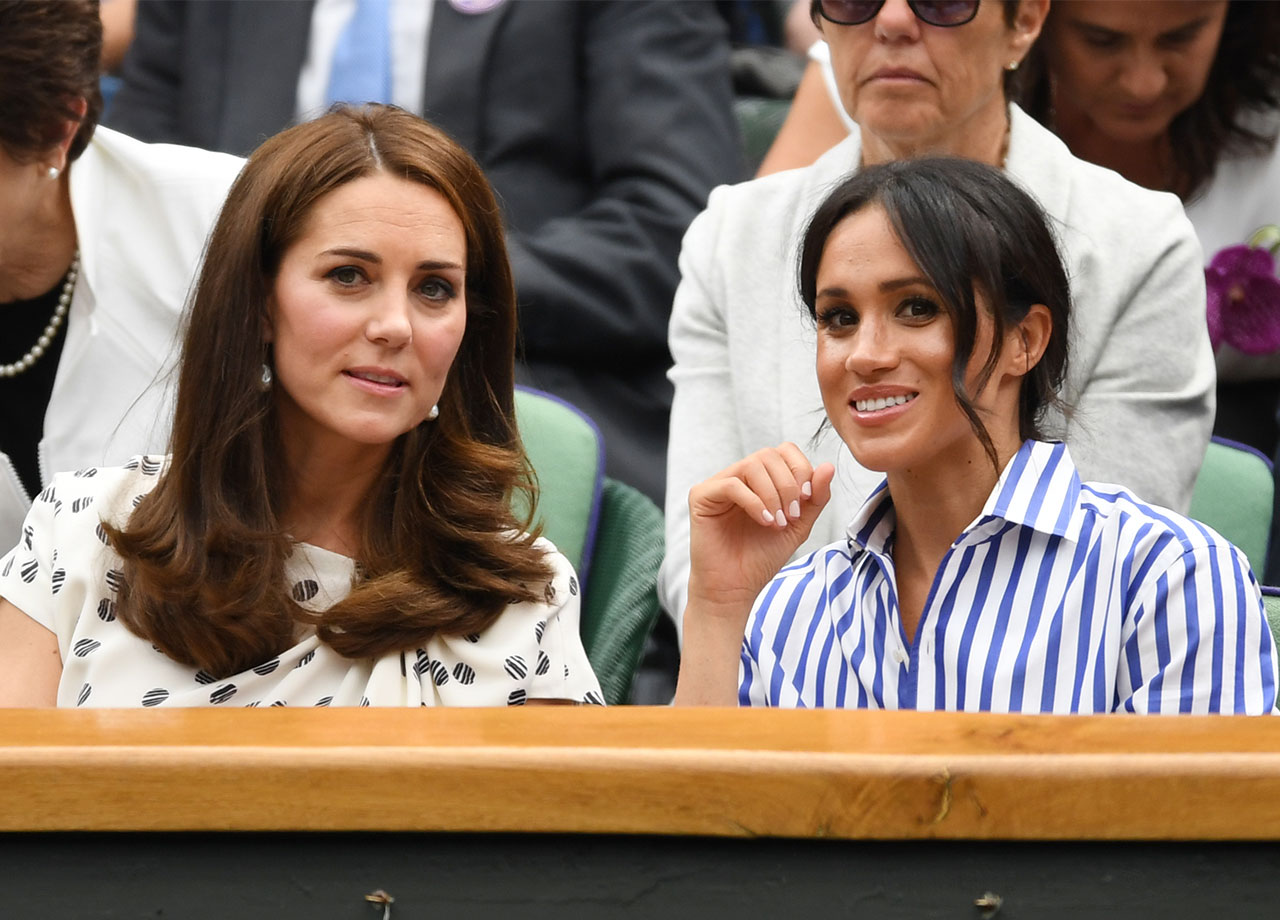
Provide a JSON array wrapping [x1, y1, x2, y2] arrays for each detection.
[[72, 638, 100, 658], [141, 688, 169, 707], [504, 655, 527, 680]]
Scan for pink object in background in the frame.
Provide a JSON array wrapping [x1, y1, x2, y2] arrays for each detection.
[[1206, 226, 1280, 355]]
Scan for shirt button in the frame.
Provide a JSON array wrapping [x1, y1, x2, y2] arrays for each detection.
[[893, 647, 908, 664]]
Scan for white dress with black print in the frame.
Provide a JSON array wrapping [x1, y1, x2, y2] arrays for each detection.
[[0, 458, 605, 708]]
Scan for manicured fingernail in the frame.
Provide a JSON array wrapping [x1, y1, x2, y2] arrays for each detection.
[[789, 500, 801, 519], [801, 481, 812, 498], [761, 509, 775, 524], [774, 509, 786, 527]]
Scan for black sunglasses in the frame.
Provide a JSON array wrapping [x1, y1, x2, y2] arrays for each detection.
[[813, 0, 980, 28]]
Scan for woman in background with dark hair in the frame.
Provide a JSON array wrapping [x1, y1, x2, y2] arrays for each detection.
[[0, 0, 242, 545], [0, 105, 602, 708], [1026, 1, 1280, 451], [674, 157, 1277, 713]]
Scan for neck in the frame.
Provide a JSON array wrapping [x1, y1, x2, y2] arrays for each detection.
[[885, 428, 1022, 582], [278, 436, 391, 557], [861, 101, 1011, 169], [1053, 97, 1181, 197], [0, 174, 77, 303]]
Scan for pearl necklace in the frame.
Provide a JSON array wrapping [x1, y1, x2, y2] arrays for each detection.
[[1, 252, 78, 378]]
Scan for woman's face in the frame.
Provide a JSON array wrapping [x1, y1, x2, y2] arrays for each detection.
[[821, 0, 1042, 153], [1045, 0, 1229, 145], [813, 205, 1024, 477], [268, 171, 467, 459]]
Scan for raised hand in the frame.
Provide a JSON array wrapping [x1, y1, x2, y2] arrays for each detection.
[[675, 444, 834, 706]]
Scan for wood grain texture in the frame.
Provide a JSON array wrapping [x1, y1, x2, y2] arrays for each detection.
[[1, 707, 1277, 838]]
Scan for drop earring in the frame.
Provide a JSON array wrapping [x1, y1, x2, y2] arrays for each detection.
[[428, 404, 439, 420], [259, 363, 273, 391]]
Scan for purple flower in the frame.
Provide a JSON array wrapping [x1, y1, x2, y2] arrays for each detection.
[[1205, 243, 1280, 355]]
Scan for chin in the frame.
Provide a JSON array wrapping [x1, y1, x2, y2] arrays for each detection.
[[1098, 114, 1172, 145]]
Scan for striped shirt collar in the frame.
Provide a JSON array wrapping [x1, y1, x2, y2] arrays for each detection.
[[846, 440, 1086, 556]]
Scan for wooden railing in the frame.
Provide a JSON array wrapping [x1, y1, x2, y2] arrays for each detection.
[[2, 707, 1278, 839]]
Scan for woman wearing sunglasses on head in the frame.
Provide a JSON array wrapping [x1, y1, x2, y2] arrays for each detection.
[[674, 157, 1277, 713], [661, 0, 1214, 637]]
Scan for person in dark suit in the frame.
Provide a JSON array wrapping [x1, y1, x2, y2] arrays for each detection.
[[107, 0, 742, 505]]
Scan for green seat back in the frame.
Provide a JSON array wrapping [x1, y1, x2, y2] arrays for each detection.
[[513, 387, 604, 574], [734, 96, 790, 173], [579, 478, 665, 705], [1189, 438, 1274, 577], [1263, 593, 1280, 649]]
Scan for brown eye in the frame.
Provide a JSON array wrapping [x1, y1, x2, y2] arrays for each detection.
[[900, 298, 939, 320]]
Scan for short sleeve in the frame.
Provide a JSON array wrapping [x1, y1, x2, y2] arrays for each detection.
[[0, 482, 63, 633], [529, 551, 605, 705]]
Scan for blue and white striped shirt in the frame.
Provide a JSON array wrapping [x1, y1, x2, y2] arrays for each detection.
[[740, 441, 1279, 714]]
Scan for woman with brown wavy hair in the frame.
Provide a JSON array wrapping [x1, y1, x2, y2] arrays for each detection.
[[0, 104, 603, 708]]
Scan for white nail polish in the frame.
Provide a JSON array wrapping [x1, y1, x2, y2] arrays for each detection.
[[801, 481, 812, 498], [774, 509, 786, 527], [761, 509, 775, 524], [789, 500, 801, 519]]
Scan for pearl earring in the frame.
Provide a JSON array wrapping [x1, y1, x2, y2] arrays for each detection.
[[428, 404, 439, 420], [47, 166, 60, 180], [260, 363, 273, 390]]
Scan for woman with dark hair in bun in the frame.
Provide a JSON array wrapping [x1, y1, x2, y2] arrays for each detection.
[[675, 157, 1277, 714]]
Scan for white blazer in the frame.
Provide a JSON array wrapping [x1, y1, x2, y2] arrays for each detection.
[[0, 127, 243, 543]]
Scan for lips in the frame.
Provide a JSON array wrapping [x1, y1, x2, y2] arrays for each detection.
[[867, 67, 929, 84], [345, 365, 404, 383]]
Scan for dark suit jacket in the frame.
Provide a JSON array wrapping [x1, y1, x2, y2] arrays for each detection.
[[108, 0, 743, 503]]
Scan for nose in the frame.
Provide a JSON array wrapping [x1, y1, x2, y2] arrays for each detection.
[[874, 0, 921, 41], [1117, 50, 1168, 102], [365, 292, 413, 347], [844, 316, 900, 376]]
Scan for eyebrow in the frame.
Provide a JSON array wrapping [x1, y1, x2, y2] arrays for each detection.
[[1070, 16, 1210, 40], [321, 248, 463, 271], [816, 275, 934, 298]]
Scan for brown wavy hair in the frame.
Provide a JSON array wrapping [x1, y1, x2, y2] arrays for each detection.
[[1020, 0, 1280, 200], [0, 0, 103, 164], [107, 104, 553, 677]]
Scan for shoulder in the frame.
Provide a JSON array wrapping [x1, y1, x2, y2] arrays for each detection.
[[37, 456, 167, 530], [685, 139, 858, 272], [1076, 481, 1249, 583], [82, 127, 244, 189], [534, 537, 582, 608], [1007, 107, 1194, 251]]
